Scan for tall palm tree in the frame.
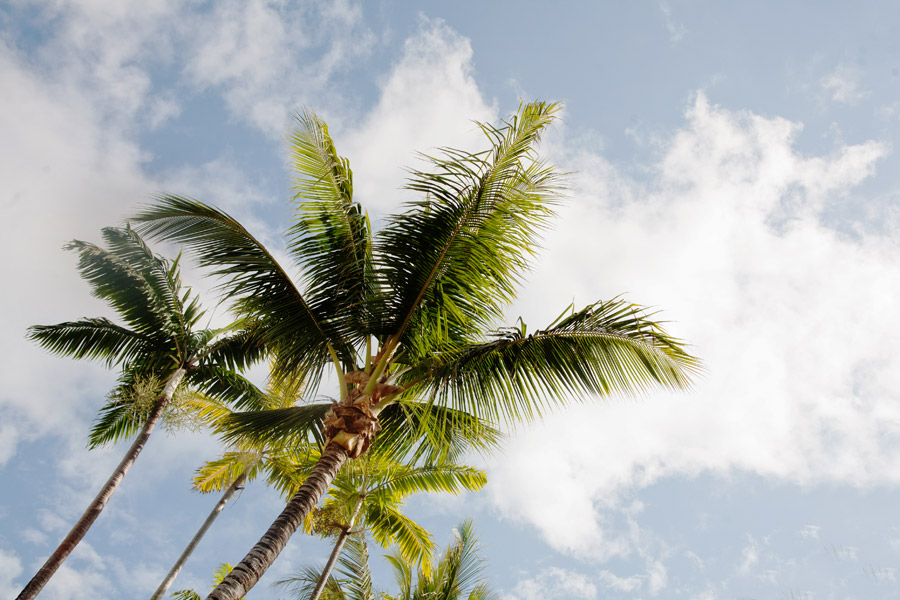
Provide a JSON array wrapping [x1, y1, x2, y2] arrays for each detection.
[[135, 102, 700, 600], [18, 226, 263, 600]]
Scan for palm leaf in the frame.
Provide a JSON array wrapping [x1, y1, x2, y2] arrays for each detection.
[[366, 503, 434, 568], [403, 299, 701, 425], [286, 110, 374, 354], [27, 318, 154, 367], [133, 195, 343, 383], [375, 102, 563, 359], [193, 453, 261, 493]]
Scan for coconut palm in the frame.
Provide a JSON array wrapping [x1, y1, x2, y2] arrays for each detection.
[[134, 102, 699, 600], [18, 226, 263, 600]]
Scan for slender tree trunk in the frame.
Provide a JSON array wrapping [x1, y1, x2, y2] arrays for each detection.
[[308, 496, 364, 600], [207, 442, 349, 600], [16, 368, 186, 600], [150, 472, 247, 600]]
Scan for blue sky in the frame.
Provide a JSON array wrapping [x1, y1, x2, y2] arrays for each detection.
[[2, 1, 900, 598]]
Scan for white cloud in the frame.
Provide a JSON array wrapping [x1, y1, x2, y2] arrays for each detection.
[[184, 0, 375, 135], [820, 63, 871, 105], [658, 1, 687, 43], [488, 92, 900, 560], [737, 536, 759, 575], [339, 17, 498, 215], [505, 567, 598, 600]]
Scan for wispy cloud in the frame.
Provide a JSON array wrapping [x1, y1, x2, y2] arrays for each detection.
[[821, 63, 871, 105]]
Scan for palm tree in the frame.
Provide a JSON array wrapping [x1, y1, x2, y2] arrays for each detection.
[[135, 102, 700, 600], [18, 226, 263, 600], [382, 520, 495, 600], [285, 450, 487, 600]]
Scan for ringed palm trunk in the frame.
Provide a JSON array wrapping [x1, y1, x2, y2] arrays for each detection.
[[149, 472, 248, 600], [17, 368, 186, 600], [206, 442, 349, 600], [308, 496, 365, 600]]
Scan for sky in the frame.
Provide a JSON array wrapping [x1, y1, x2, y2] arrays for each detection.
[[2, 1, 900, 598]]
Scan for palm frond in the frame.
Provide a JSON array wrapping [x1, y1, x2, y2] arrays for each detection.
[[220, 404, 330, 448], [133, 195, 341, 382], [286, 110, 374, 355], [187, 365, 268, 411], [372, 401, 502, 464], [27, 318, 154, 367], [375, 102, 563, 358], [369, 464, 486, 498], [193, 453, 261, 493], [366, 502, 434, 567], [403, 299, 701, 425]]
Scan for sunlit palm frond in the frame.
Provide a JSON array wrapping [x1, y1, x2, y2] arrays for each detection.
[[375, 102, 563, 359], [404, 299, 701, 425], [372, 401, 502, 464], [193, 453, 261, 493], [286, 110, 374, 354], [366, 502, 434, 568]]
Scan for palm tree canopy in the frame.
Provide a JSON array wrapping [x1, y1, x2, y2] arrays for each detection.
[[134, 101, 699, 443], [28, 226, 266, 447]]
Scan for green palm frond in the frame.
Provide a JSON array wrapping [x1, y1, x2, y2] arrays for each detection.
[[64, 238, 169, 337], [100, 226, 194, 340], [193, 452, 261, 493], [333, 533, 375, 600], [372, 401, 502, 464], [368, 464, 486, 498], [186, 365, 268, 411], [375, 102, 563, 358], [87, 388, 150, 448], [221, 403, 330, 448], [133, 195, 342, 382], [27, 318, 154, 367], [404, 299, 701, 425], [365, 502, 434, 567], [383, 520, 491, 600], [286, 110, 374, 352]]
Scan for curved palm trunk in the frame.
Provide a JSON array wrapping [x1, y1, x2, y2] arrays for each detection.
[[207, 442, 349, 600], [308, 496, 364, 600], [17, 368, 186, 600], [150, 472, 247, 600]]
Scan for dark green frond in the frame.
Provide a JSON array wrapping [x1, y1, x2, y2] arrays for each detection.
[[27, 318, 154, 367], [286, 110, 374, 353], [64, 237, 170, 337], [187, 365, 268, 411], [87, 393, 148, 448], [404, 299, 701, 425], [221, 403, 330, 448], [375, 102, 563, 358], [133, 195, 342, 382]]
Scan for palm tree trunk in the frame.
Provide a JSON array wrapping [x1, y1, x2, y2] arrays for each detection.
[[308, 496, 364, 600], [16, 368, 186, 600], [150, 471, 247, 600], [206, 442, 349, 600]]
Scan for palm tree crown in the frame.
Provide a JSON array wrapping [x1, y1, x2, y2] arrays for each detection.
[[134, 101, 700, 599]]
